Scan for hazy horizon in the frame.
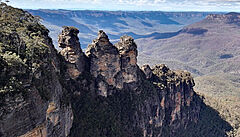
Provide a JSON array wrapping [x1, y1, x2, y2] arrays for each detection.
[[27, 8, 226, 13], [5, 0, 240, 12]]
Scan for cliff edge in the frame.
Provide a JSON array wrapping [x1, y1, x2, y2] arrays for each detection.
[[0, 4, 231, 137]]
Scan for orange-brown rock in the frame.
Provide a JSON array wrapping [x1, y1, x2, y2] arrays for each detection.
[[86, 30, 122, 96], [115, 35, 139, 85], [58, 26, 88, 79], [151, 64, 200, 132]]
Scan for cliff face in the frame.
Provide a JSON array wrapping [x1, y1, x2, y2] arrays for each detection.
[[0, 4, 201, 137], [0, 3, 72, 137], [85, 31, 141, 96], [55, 27, 201, 136]]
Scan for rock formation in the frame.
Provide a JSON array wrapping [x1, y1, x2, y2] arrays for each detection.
[[85, 31, 141, 96], [151, 65, 200, 132], [58, 26, 88, 79], [63, 30, 201, 136], [0, 4, 203, 137], [115, 35, 140, 88], [85, 30, 121, 96], [0, 4, 73, 137], [141, 64, 153, 79]]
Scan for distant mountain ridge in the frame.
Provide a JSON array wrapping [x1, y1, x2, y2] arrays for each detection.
[[137, 12, 240, 76], [28, 9, 216, 48], [205, 12, 240, 25]]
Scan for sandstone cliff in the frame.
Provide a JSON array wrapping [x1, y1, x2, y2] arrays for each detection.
[[0, 3, 73, 137], [0, 4, 211, 137]]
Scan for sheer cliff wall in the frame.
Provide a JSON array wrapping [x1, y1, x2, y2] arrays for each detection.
[[0, 4, 202, 137]]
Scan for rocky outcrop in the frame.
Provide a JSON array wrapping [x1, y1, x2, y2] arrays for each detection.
[[151, 65, 200, 133], [141, 64, 153, 79], [86, 30, 122, 96], [69, 30, 200, 136], [0, 4, 202, 137], [115, 35, 140, 88], [85, 31, 141, 96], [0, 4, 72, 137], [58, 26, 88, 79]]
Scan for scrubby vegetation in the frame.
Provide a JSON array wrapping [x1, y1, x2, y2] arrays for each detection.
[[70, 89, 142, 137], [69, 77, 158, 137], [0, 3, 52, 97], [195, 73, 240, 137]]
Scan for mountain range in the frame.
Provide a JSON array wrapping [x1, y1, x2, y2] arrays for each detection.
[[137, 12, 240, 75], [28, 9, 240, 137], [1, 4, 222, 137], [30, 10, 240, 135], [28, 9, 216, 48], [0, 3, 239, 137]]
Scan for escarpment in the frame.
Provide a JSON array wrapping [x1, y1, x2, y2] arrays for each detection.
[[0, 3, 73, 137], [56, 27, 202, 136], [0, 4, 204, 137], [205, 12, 240, 25]]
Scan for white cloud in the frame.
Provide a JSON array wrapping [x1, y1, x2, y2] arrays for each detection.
[[74, 0, 102, 4], [40, 0, 102, 4], [154, 0, 166, 3]]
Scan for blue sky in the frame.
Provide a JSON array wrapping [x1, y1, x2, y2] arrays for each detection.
[[6, 0, 240, 12]]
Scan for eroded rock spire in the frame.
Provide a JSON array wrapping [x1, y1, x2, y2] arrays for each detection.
[[115, 35, 139, 86], [85, 31, 141, 96], [58, 26, 87, 79], [86, 30, 121, 96]]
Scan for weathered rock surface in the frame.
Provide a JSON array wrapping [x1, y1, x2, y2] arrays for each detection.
[[58, 26, 88, 79], [86, 30, 122, 96], [0, 4, 73, 137], [70, 30, 201, 136], [141, 64, 153, 79], [85, 31, 142, 96], [151, 65, 200, 132], [0, 4, 203, 137], [115, 35, 140, 88]]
